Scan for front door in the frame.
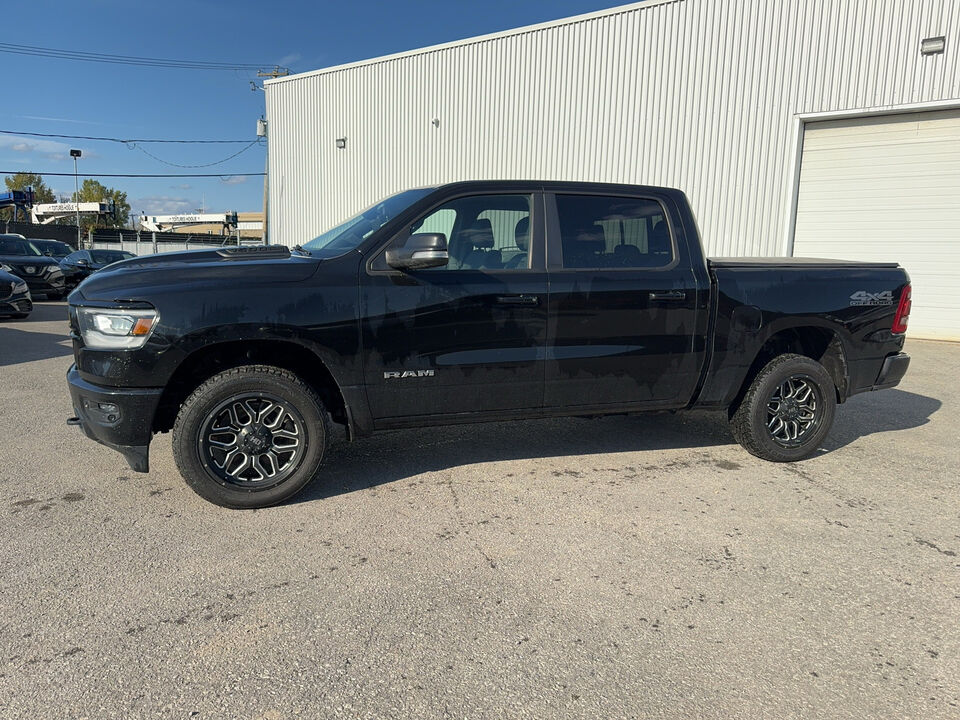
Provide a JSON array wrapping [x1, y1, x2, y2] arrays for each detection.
[[544, 191, 703, 409], [361, 192, 547, 422]]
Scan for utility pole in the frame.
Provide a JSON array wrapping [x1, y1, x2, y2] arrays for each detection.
[[253, 69, 288, 245], [257, 118, 268, 244], [70, 149, 82, 248]]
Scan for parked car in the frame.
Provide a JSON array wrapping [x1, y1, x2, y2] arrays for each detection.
[[60, 249, 136, 289], [0, 234, 66, 300], [66, 181, 911, 508], [30, 238, 74, 260], [0, 265, 32, 318]]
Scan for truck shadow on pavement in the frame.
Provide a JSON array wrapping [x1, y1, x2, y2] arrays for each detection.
[[297, 411, 734, 503], [824, 388, 941, 451], [0, 303, 73, 368], [296, 385, 940, 502]]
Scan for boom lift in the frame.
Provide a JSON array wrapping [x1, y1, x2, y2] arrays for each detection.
[[0, 189, 35, 222], [139, 212, 239, 234], [31, 201, 116, 225]]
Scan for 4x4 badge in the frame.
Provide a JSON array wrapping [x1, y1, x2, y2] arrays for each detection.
[[384, 370, 435, 379], [850, 290, 894, 306]]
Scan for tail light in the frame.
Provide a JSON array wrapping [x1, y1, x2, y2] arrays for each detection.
[[891, 284, 911, 334]]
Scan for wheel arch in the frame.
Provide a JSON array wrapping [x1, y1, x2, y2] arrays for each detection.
[[154, 339, 351, 436], [728, 324, 848, 418]]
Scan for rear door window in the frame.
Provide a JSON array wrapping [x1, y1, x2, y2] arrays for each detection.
[[555, 195, 672, 269]]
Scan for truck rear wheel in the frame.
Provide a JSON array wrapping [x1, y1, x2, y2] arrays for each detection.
[[730, 353, 836, 462], [172, 365, 329, 508]]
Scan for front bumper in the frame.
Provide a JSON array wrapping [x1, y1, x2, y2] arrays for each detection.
[[66, 364, 164, 472], [872, 352, 910, 390], [24, 273, 65, 296], [0, 289, 32, 316]]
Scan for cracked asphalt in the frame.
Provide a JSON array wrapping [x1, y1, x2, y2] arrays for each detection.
[[1, 302, 958, 719]]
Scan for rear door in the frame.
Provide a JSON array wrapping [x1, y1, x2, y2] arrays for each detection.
[[360, 190, 547, 421], [544, 190, 703, 409]]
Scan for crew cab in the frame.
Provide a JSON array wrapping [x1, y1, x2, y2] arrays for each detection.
[[65, 181, 911, 508]]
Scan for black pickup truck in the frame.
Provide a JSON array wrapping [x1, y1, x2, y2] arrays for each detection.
[[66, 181, 911, 508]]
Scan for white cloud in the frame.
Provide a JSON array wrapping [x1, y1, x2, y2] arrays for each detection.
[[134, 196, 196, 215], [170, 183, 192, 190], [0, 135, 96, 161], [17, 115, 104, 126], [277, 52, 301, 67], [0, 134, 70, 160], [220, 175, 248, 185]]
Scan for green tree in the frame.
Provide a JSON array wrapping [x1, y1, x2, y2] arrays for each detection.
[[72, 179, 131, 229], [1, 173, 55, 222]]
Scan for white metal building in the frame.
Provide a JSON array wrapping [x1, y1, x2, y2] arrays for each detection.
[[265, 0, 960, 339]]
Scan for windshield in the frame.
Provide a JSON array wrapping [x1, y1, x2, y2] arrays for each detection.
[[90, 250, 134, 264], [0, 238, 42, 256], [301, 188, 435, 257], [36, 241, 72, 257]]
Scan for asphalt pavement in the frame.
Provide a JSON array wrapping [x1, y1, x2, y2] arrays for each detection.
[[1, 302, 958, 719]]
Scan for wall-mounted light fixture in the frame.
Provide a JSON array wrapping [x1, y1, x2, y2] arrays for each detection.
[[921, 36, 946, 55], [432, 118, 440, 128], [335, 137, 347, 149]]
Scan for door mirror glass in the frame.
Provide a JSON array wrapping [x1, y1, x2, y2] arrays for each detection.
[[385, 232, 448, 270]]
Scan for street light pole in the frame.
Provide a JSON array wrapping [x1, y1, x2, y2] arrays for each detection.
[[70, 149, 82, 248]]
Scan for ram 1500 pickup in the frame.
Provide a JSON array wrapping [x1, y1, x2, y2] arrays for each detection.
[[66, 181, 911, 507]]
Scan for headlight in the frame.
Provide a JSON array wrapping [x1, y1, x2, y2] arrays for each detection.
[[46, 266, 62, 276], [13, 281, 27, 294], [0, 263, 12, 273], [76, 307, 159, 349]]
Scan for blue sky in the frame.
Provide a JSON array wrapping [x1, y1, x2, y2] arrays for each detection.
[[2, 0, 627, 219]]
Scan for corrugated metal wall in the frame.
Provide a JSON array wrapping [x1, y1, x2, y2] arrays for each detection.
[[265, 0, 960, 254]]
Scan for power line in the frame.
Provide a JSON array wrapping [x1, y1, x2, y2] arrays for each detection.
[[132, 139, 263, 168], [0, 170, 265, 178], [1, 129, 264, 169], [0, 129, 253, 144], [0, 42, 283, 72]]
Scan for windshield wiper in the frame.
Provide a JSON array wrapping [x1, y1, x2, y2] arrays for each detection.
[[292, 245, 312, 256]]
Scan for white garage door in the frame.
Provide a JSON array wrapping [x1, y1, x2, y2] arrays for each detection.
[[793, 109, 960, 340]]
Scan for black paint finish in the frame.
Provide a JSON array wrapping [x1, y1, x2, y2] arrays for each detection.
[[65, 180, 911, 472]]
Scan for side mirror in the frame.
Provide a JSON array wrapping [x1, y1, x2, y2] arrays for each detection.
[[76, 258, 89, 266], [385, 233, 448, 270]]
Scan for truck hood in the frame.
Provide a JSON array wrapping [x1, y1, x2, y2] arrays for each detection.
[[72, 246, 322, 302]]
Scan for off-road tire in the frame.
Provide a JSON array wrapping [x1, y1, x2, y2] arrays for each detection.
[[730, 353, 836, 462], [172, 364, 329, 508]]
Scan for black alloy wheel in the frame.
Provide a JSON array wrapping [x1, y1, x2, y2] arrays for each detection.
[[173, 365, 329, 508], [730, 353, 837, 462], [199, 393, 306, 489]]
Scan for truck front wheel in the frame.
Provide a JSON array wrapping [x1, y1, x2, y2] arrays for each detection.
[[172, 365, 329, 508], [729, 353, 836, 462]]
